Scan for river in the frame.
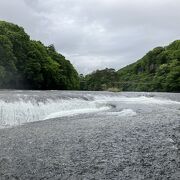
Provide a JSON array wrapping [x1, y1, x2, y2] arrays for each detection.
[[0, 91, 179, 179]]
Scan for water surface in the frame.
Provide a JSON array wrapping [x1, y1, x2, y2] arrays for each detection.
[[0, 91, 179, 179]]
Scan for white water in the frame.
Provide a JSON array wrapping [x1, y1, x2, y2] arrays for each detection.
[[0, 98, 110, 127], [94, 95, 180, 105], [105, 109, 137, 117], [44, 106, 110, 120], [0, 91, 179, 128]]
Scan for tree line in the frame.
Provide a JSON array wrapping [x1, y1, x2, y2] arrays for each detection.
[[81, 40, 180, 92], [0, 20, 179, 92], [0, 20, 79, 90]]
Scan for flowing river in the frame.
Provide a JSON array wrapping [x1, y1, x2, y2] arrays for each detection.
[[0, 91, 179, 179]]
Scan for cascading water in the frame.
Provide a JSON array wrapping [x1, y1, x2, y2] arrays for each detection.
[[0, 91, 179, 128], [0, 94, 111, 128]]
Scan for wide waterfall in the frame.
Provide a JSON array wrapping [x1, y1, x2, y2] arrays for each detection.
[[0, 91, 179, 128], [0, 91, 111, 128]]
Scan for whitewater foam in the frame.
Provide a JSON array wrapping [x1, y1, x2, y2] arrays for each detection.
[[44, 106, 110, 120], [106, 109, 137, 117], [0, 91, 179, 128], [0, 98, 110, 127], [94, 95, 180, 105]]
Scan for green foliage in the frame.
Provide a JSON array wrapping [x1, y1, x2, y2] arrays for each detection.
[[83, 68, 119, 91], [117, 41, 180, 92], [82, 40, 180, 92], [0, 20, 79, 89]]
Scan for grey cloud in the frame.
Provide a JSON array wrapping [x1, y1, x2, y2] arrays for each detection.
[[0, 0, 180, 74]]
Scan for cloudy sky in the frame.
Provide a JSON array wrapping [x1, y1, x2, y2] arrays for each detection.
[[0, 0, 180, 74]]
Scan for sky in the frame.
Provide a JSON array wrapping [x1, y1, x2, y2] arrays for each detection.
[[0, 0, 180, 74]]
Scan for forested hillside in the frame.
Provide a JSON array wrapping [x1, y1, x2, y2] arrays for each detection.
[[0, 21, 79, 89], [1, 20, 179, 92], [80, 68, 118, 91], [83, 41, 180, 92], [117, 40, 180, 92]]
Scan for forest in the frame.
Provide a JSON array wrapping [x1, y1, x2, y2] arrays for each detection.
[[82, 40, 180, 92], [0, 20, 179, 92], [0, 21, 79, 90]]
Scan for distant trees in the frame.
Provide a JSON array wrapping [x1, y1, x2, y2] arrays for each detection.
[[1, 20, 179, 92], [81, 41, 180, 92], [0, 21, 80, 90], [83, 68, 119, 91]]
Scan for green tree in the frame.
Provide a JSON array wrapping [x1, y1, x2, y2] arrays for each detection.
[[0, 20, 80, 90]]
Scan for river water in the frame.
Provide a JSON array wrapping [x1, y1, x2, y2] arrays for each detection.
[[0, 91, 179, 179]]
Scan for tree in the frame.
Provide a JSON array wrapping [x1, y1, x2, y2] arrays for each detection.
[[0, 20, 80, 90]]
